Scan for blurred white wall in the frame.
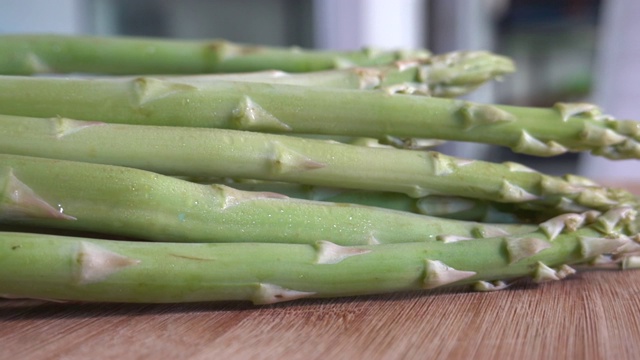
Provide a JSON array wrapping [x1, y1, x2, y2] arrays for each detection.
[[0, 0, 85, 34], [312, 0, 425, 50], [578, 0, 640, 182]]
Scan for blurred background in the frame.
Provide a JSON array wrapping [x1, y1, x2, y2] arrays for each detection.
[[0, 0, 637, 183]]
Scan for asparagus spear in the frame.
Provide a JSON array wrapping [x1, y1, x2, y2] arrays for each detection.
[[0, 76, 637, 159], [0, 154, 535, 245], [0, 115, 634, 213], [0, 34, 430, 75], [147, 50, 515, 97], [221, 180, 537, 223], [0, 207, 634, 303]]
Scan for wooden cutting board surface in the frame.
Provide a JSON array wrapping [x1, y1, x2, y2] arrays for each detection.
[[2, 270, 640, 360], [2, 184, 639, 359]]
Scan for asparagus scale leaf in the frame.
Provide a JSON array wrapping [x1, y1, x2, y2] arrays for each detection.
[[0, 154, 536, 245], [0, 76, 637, 159], [0, 115, 635, 213], [0, 208, 635, 304]]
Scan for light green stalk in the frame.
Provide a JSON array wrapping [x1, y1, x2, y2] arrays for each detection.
[[0, 208, 635, 303], [224, 179, 640, 225], [0, 34, 430, 75], [222, 180, 535, 223], [0, 76, 637, 159], [0, 115, 634, 213], [148, 50, 515, 97], [293, 135, 446, 151], [0, 154, 536, 245]]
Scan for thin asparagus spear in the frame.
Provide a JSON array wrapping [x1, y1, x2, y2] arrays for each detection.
[[0, 154, 535, 245], [0, 207, 635, 304], [0, 76, 637, 159], [148, 50, 515, 97], [225, 180, 640, 226], [0, 115, 634, 212], [222, 180, 534, 223], [0, 34, 430, 75], [294, 135, 445, 150]]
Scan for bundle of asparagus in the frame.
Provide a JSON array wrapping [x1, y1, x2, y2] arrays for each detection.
[[0, 35, 639, 305]]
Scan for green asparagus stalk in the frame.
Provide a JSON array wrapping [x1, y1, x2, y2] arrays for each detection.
[[0, 115, 634, 213], [146, 50, 515, 97], [0, 154, 538, 245], [293, 135, 446, 151], [0, 34, 430, 75], [0, 207, 635, 303], [0, 76, 637, 159], [221, 180, 537, 223]]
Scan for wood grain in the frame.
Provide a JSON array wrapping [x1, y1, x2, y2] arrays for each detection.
[[2, 270, 640, 360]]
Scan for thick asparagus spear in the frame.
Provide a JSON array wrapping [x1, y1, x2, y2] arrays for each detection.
[[0, 154, 535, 245], [0, 34, 430, 75], [0, 76, 637, 158], [0, 115, 634, 213], [0, 207, 635, 303]]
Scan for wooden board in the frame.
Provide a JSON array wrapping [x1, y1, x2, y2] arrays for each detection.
[[2, 269, 640, 359]]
